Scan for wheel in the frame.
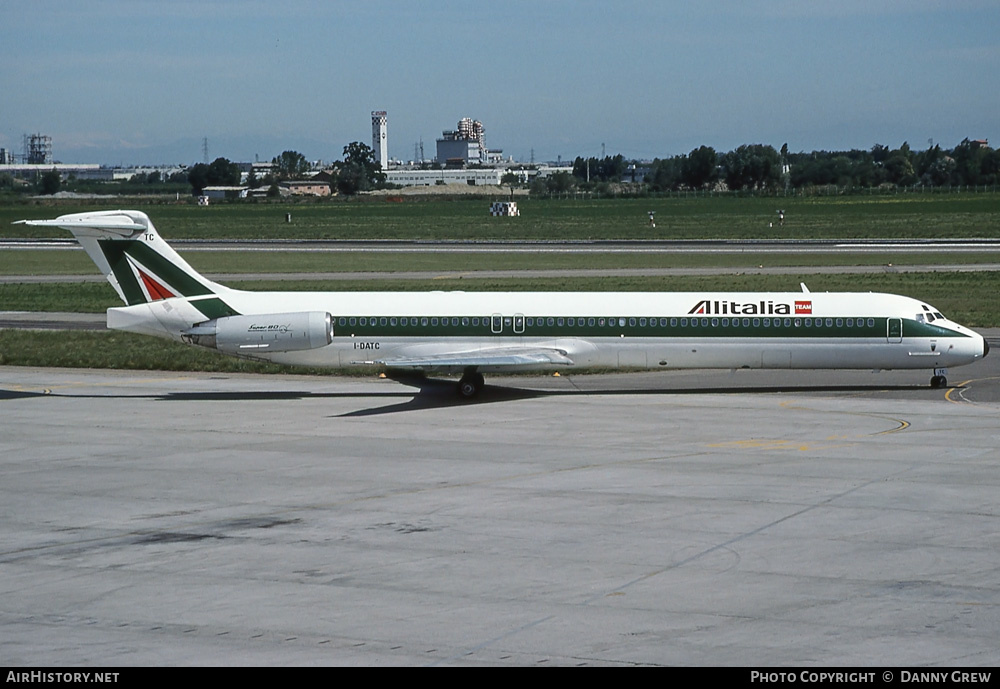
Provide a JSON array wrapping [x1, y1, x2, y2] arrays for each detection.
[[458, 378, 479, 398], [930, 375, 948, 389], [458, 370, 485, 398]]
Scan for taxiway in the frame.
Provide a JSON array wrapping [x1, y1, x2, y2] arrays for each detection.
[[1, 362, 998, 665]]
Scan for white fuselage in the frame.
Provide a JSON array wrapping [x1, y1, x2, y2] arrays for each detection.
[[107, 288, 988, 374]]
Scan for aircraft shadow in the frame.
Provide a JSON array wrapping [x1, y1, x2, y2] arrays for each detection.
[[154, 379, 949, 417], [0, 379, 953, 418]]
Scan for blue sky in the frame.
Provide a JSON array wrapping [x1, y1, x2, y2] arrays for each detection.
[[3, 0, 998, 165]]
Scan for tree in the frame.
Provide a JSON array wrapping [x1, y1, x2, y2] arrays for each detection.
[[188, 157, 240, 194], [334, 142, 385, 195], [40, 168, 61, 195], [682, 146, 718, 189], [721, 144, 781, 191], [645, 156, 682, 191], [884, 143, 916, 186], [500, 170, 521, 197], [272, 150, 310, 179], [572, 155, 626, 184]]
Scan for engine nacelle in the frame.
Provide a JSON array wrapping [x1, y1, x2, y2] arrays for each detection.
[[183, 311, 333, 354]]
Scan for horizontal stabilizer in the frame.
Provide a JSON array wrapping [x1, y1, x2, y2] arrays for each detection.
[[16, 210, 148, 237]]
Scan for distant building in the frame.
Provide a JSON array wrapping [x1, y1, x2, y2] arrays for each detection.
[[436, 117, 487, 166], [372, 111, 388, 170], [0, 163, 107, 180], [280, 180, 331, 197], [202, 186, 249, 200], [383, 168, 506, 187]]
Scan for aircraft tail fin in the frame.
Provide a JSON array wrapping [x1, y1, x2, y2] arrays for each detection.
[[16, 210, 228, 306]]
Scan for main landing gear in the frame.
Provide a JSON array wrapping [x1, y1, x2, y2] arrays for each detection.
[[930, 367, 948, 389], [458, 370, 485, 398]]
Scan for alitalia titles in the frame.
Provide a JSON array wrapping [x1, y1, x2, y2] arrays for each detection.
[[688, 299, 812, 316]]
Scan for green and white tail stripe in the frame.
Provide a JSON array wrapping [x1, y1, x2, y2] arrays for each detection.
[[17, 210, 239, 319]]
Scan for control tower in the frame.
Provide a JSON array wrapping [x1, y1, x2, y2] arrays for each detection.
[[371, 111, 388, 169]]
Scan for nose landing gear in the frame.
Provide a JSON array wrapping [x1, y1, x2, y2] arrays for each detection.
[[930, 367, 948, 389]]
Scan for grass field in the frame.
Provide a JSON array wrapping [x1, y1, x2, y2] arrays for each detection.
[[2, 247, 999, 277], [3, 192, 1000, 241]]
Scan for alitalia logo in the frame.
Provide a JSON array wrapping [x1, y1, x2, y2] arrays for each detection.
[[688, 299, 810, 316]]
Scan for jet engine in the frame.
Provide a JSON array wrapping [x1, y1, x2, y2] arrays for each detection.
[[182, 311, 333, 354]]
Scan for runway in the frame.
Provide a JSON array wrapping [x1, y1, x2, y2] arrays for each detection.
[[2, 362, 998, 665], [5, 237, 1000, 254]]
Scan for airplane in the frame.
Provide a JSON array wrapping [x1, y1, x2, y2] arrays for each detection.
[[16, 209, 989, 397]]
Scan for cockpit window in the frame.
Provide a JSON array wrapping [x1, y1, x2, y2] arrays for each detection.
[[920, 304, 947, 323]]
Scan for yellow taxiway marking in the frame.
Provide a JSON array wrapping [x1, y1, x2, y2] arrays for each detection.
[[943, 376, 1000, 404], [707, 438, 852, 452]]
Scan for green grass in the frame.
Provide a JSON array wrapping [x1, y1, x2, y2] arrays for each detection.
[[4, 192, 1000, 241], [2, 247, 1000, 276], [0, 329, 311, 374]]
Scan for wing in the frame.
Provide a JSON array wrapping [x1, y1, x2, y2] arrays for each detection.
[[355, 345, 575, 373]]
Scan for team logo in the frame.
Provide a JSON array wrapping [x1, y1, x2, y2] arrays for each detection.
[[795, 300, 813, 314]]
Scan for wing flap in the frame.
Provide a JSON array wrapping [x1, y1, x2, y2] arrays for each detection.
[[357, 346, 575, 371]]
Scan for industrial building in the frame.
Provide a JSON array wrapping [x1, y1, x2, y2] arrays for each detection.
[[382, 167, 506, 187], [436, 117, 487, 166]]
